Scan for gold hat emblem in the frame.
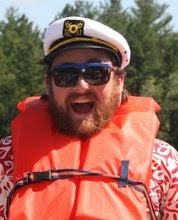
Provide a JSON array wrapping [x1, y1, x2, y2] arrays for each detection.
[[63, 20, 84, 37]]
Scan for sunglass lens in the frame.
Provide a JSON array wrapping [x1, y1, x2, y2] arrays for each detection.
[[85, 66, 111, 85], [53, 70, 79, 87]]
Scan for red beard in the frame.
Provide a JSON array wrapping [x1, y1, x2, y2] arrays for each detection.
[[48, 86, 120, 139]]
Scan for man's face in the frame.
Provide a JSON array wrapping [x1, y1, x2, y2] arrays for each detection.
[[46, 48, 124, 139]]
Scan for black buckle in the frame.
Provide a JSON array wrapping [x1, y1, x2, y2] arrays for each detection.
[[26, 170, 52, 183]]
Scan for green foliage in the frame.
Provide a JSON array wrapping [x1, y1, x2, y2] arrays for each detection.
[[55, 0, 99, 20], [98, 0, 128, 35], [124, 0, 178, 147], [0, 7, 44, 137], [126, 0, 172, 94]]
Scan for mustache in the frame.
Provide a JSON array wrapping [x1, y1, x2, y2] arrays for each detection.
[[66, 91, 98, 103]]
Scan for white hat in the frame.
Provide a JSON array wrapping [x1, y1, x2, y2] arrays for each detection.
[[44, 16, 131, 69]]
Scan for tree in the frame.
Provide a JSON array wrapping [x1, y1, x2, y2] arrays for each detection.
[[125, 0, 172, 94], [125, 0, 178, 147], [0, 7, 44, 137], [55, 0, 99, 20], [98, 0, 128, 35], [158, 32, 178, 147]]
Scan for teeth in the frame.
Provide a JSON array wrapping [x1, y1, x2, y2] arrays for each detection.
[[71, 97, 95, 103], [73, 100, 93, 104]]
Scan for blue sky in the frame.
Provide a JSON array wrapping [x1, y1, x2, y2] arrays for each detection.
[[0, 0, 178, 32]]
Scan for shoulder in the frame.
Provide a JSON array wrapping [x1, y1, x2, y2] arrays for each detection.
[[0, 136, 13, 163], [0, 136, 14, 219], [0, 135, 12, 150], [0, 135, 14, 182], [0, 136, 13, 181], [152, 139, 177, 186], [152, 139, 177, 179], [0, 136, 13, 165], [153, 139, 177, 162], [150, 139, 178, 219]]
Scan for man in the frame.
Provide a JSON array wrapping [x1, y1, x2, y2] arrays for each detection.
[[0, 17, 177, 220]]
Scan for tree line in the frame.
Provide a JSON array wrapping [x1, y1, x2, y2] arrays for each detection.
[[0, 0, 177, 149]]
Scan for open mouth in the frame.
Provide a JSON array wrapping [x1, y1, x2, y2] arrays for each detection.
[[71, 102, 95, 114]]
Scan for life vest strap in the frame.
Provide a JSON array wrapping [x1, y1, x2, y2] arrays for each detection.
[[127, 181, 157, 220], [7, 166, 157, 220]]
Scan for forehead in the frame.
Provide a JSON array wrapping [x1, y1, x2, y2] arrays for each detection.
[[52, 48, 112, 65]]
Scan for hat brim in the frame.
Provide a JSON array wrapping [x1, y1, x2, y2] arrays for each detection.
[[44, 42, 121, 66]]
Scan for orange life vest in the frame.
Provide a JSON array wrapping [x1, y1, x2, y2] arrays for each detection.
[[9, 96, 160, 220]]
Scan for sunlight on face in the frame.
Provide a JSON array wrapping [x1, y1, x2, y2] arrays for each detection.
[[47, 48, 124, 138]]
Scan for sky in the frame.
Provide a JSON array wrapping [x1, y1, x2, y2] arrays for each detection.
[[0, 0, 178, 32]]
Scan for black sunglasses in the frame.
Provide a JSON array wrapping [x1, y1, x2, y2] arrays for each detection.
[[50, 63, 116, 87]]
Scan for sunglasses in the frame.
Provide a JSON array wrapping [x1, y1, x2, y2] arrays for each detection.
[[50, 63, 116, 87]]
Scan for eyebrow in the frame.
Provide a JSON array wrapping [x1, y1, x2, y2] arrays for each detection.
[[60, 62, 73, 65], [61, 59, 102, 66], [87, 59, 102, 63]]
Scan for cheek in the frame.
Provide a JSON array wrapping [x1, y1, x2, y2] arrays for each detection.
[[95, 77, 124, 102], [51, 81, 69, 106], [94, 85, 115, 103], [114, 76, 125, 94]]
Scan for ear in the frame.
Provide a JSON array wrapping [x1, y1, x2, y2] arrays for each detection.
[[44, 74, 50, 96]]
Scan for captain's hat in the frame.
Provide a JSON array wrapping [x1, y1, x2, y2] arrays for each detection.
[[44, 16, 131, 69]]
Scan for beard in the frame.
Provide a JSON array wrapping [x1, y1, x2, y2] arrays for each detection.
[[48, 83, 120, 139]]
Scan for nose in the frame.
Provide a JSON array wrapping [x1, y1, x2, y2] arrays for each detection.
[[75, 76, 90, 90]]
